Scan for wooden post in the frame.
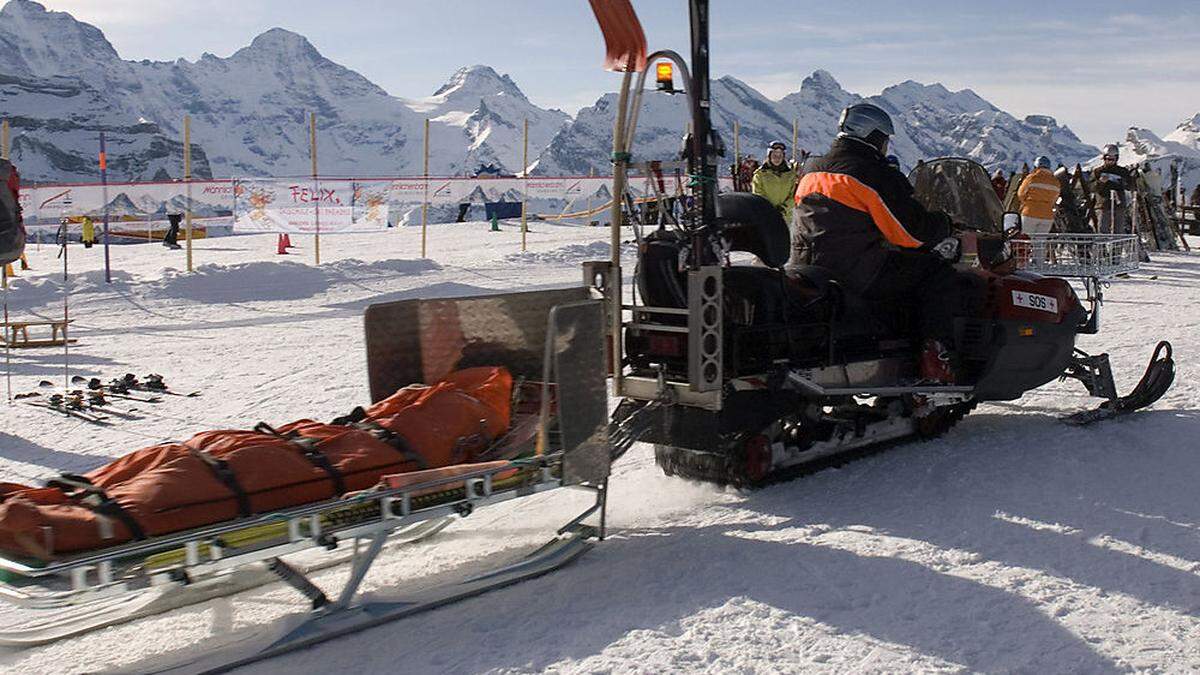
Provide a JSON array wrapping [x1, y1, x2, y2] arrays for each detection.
[[421, 118, 429, 258], [1, 120, 9, 160], [587, 167, 595, 222], [521, 118, 529, 252], [792, 118, 798, 165], [733, 120, 740, 175], [184, 115, 193, 272], [310, 112, 320, 265]]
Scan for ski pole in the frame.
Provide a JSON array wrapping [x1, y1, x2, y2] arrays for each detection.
[[2, 266, 9, 404], [61, 217, 70, 391]]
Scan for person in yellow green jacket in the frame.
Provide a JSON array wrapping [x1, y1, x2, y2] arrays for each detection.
[[81, 216, 96, 248], [1016, 156, 1060, 235], [751, 141, 798, 222]]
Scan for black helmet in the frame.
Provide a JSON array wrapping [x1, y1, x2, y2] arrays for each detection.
[[767, 140, 786, 152], [838, 103, 895, 154]]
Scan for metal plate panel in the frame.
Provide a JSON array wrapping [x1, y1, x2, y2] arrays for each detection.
[[549, 301, 610, 484], [364, 287, 590, 402]]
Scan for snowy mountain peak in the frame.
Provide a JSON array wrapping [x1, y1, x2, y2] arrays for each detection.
[[1023, 115, 1059, 128], [0, 0, 120, 75], [432, 65, 527, 103], [242, 27, 320, 59], [805, 69, 842, 90], [1164, 113, 1200, 152], [878, 80, 995, 116], [231, 26, 326, 63]]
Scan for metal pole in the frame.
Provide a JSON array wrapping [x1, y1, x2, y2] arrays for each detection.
[[792, 118, 798, 165], [184, 115, 193, 272], [310, 112, 320, 265], [100, 132, 111, 283], [688, 0, 716, 250], [1, 120, 9, 160], [609, 69, 633, 392], [60, 215, 69, 391], [422, 118, 429, 258], [521, 118, 529, 252]]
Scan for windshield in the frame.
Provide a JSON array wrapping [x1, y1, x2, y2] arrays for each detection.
[[909, 157, 1003, 233]]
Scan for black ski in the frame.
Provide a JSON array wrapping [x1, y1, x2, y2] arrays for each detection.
[[111, 373, 201, 398], [70, 375, 163, 403], [22, 400, 111, 425]]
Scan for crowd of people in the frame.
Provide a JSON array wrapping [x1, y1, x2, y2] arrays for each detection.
[[737, 129, 1199, 243]]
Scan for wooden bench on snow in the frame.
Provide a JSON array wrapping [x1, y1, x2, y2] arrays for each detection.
[[1, 320, 76, 348]]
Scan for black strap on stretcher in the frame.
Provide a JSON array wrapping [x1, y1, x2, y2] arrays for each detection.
[[185, 446, 253, 518], [330, 406, 428, 469], [44, 474, 148, 541], [255, 423, 348, 497]]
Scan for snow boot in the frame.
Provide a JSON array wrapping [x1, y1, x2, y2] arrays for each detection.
[[919, 339, 957, 385]]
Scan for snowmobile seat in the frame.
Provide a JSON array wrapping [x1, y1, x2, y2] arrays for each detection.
[[716, 192, 791, 268], [723, 265, 828, 326], [785, 264, 902, 338], [637, 193, 794, 314]]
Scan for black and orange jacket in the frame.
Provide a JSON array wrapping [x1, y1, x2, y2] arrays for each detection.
[[791, 137, 952, 291]]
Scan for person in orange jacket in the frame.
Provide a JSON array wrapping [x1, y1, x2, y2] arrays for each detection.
[[1017, 156, 1060, 236]]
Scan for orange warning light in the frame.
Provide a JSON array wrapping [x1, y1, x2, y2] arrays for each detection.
[[655, 62, 674, 91]]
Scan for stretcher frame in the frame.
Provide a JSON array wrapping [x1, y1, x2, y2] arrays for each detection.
[[0, 288, 611, 663]]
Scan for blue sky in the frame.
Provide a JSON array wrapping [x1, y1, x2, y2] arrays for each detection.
[[43, 0, 1200, 147]]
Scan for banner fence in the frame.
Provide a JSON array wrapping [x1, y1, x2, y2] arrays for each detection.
[[19, 175, 736, 235]]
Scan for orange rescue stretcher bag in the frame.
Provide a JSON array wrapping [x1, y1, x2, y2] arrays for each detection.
[[0, 367, 513, 560]]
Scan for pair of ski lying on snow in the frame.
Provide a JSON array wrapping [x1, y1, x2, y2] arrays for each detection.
[[0, 367, 522, 561]]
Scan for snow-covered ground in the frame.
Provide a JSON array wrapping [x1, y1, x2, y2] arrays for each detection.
[[0, 224, 1196, 674]]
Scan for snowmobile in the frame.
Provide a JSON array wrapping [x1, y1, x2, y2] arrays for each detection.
[[588, 0, 1176, 487]]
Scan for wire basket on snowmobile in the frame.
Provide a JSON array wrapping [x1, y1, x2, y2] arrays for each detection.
[[1011, 233, 1140, 279]]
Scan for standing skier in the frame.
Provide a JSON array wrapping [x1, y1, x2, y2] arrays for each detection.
[[1092, 144, 1132, 234], [734, 155, 760, 192], [792, 103, 962, 384], [81, 216, 96, 249], [991, 169, 1008, 201], [1017, 156, 1060, 235], [163, 213, 182, 250], [751, 141, 798, 223]]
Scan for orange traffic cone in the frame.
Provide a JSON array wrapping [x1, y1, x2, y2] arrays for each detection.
[[276, 233, 289, 255], [281, 233, 293, 249]]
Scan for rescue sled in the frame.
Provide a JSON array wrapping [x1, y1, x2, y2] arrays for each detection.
[[0, 288, 612, 663]]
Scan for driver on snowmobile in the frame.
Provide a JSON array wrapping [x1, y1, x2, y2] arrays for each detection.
[[791, 102, 963, 384]]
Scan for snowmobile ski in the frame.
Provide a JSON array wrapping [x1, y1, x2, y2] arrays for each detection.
[[1063, 341, 1175, 426]]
